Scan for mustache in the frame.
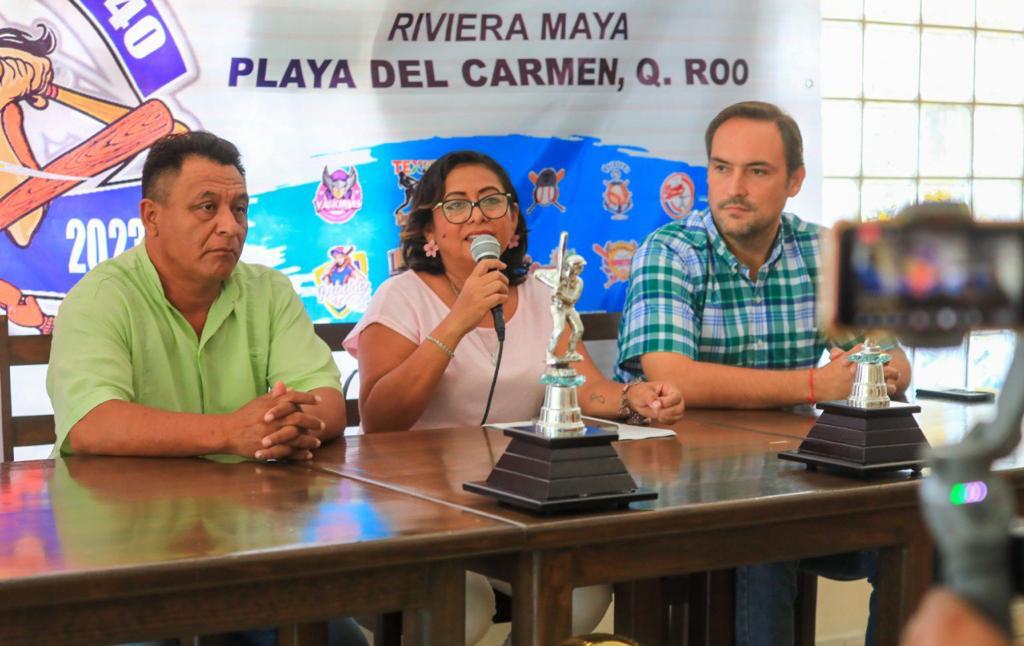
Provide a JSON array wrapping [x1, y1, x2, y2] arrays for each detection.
[[717, 197, 755, 210]]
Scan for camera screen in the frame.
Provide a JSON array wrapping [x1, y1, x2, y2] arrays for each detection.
[[837, 221, 1024, 332]]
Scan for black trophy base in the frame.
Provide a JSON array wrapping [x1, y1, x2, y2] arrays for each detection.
[[463, 424, 657, 513], [778, 400, 928, 476]]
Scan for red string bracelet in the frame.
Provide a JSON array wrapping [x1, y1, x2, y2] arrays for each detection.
[[807, 369, 816, 404]]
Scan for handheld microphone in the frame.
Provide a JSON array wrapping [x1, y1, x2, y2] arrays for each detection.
[[470, 234, 506, 342]]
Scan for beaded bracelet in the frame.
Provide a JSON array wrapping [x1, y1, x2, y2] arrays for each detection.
[[425, 335, 455, 359]]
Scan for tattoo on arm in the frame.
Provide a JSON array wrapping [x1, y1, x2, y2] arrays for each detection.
[[589, 393, 606, 404]]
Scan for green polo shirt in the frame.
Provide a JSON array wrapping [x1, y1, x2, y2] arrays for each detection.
[[46, 244, 341, 457]]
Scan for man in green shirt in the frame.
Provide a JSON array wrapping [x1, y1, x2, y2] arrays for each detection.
[[47, 131, 346, 461]]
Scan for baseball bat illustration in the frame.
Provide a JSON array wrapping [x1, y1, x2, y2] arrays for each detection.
[[41, 84, 189, 133], [0, 99, 175, 232]]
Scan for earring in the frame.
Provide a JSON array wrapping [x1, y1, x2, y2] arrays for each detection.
[[507, 234, 520, 249], [424, 238, 439, 258]]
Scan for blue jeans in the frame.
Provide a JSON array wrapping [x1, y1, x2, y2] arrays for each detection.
[[735, 550, 879, 646]]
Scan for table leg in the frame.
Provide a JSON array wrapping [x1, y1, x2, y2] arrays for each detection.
[[404, 562, 465, 645], [510, 550, 574, 645], [613, 579, 671, 644], [877, 533, 932, 646], [360, 612, 401, 646], [278, 622, 328, 646]]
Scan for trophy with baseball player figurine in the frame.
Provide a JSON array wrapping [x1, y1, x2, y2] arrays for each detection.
[[464, 232, 657, 512], [781, 333, 927, 474], [533, 243, 588, 435]]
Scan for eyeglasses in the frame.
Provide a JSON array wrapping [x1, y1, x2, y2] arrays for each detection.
[[434, 193, 512, 224]]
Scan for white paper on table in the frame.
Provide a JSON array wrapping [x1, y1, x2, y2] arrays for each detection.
[[486, 417, 676, 441]]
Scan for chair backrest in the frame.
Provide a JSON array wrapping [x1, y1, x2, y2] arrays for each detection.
[[0, 315, 55, 462], [580, 312, 621, 342], [313, 323, 358, 425]]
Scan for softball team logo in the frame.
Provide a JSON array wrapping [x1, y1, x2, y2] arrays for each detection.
[[660, 172, 695, 219], [527, 167, 566, 214], [392, 159, 432, 226], [592, 240, 637, 287], [313, 245, 372, 318], [313, 166, 363, 224], [601, 160, 633, 220]]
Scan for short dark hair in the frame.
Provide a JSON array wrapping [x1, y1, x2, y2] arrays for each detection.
[[705, 101, 804, 176], [0, 25, 56, 56], [141, 131, 245, 201], [400, 150, 529, 286]]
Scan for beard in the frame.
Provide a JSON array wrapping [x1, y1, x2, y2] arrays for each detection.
[[711, 198, 779, 242]]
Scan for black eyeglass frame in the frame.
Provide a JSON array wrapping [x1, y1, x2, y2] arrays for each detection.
[[433, 192, 514, 224]]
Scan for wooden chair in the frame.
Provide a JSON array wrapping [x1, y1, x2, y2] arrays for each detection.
[[0, 314, 55, 462]]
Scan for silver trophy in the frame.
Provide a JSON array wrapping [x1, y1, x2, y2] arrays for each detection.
[[847, 336, 892, 408], [535, 232, 588, 436], [462, 230, 657, 511], [780, 332, 927, 474]]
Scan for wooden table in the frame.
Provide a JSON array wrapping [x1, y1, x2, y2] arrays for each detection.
[[7, 403, 1017, 645], [0, 455, 522, 645], [309, 404, 1024, 646]]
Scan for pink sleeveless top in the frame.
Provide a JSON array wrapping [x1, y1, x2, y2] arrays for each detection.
[[343, 271, 552, 429]]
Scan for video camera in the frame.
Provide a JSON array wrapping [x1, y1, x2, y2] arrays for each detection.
[[821, 201, 1024, 635]]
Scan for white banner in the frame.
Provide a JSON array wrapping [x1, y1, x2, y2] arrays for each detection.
[[0, 0, 820, 329]]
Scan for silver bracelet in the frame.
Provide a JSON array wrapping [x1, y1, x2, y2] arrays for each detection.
[[425, 335, 455, 359]]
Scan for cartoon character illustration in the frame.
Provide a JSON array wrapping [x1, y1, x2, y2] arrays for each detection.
[[321, 245, 359, 286], [0, 25, 53, 248], [527, 167, 566, 214], [322, 165, 357, 201], [312, 166, 363, 224], [394, 169, 418, 223], [0, 21, 188, 336], [0, 24, 188, 248], [314, 245, 372, 318], [0, 278, 53, 333]]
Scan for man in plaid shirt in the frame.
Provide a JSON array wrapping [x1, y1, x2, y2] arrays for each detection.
[[617, 106, 910, 404], [617, 101, 912, 645]]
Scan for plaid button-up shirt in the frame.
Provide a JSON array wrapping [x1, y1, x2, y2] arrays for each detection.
[[616, 210, 829, 381]]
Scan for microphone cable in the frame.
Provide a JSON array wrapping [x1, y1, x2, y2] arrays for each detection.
[[480, 336, 504, 426]]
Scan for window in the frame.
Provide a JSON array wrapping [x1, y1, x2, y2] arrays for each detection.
[[820, 0, 1021, 390]]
